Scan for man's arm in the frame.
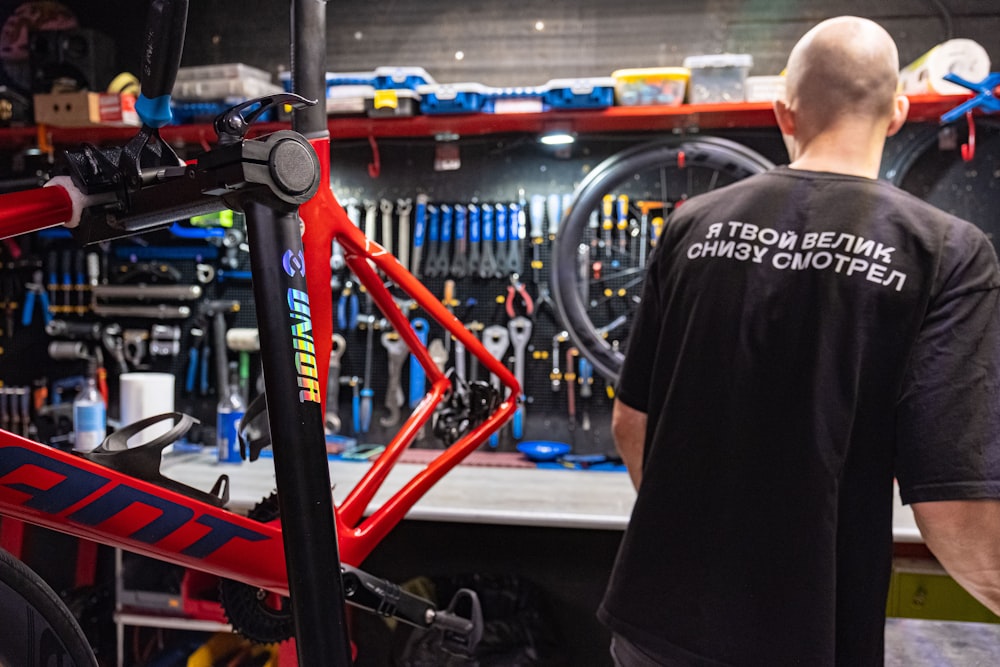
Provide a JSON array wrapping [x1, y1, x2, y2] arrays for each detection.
[[911, 499, 1000, 615], [612, 399, 647, 490]]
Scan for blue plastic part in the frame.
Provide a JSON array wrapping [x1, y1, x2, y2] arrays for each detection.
[[113, 245, 218, 260], [512, 407, 523, 440], [542, 83, 615, 110], [516, 440, 571, 462], [169, 222, 224, 239], [413, 199, 427, 248], [136, 93, 174, 128], [352, 391, 361, 433], [940, 72, 1000, 123]]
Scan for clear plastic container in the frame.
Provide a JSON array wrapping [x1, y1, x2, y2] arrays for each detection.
[[682, 54, 753, 104]]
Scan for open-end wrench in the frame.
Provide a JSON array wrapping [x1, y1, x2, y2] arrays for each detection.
[[482, 324, 510, 448], [325, 333, 346, 433], [546, 193, 562, 240], [396, 198, 412, 272], [478, 203, 500, 279], [529, 194, 546, 283], [507, 316, 532, 440], [380, 199, 395, 258], [482, 324, 509, 394], [363, 200, 378, 247], [433, 203, 453, 277], [449, 204, 468, 279], [424, 204, 441, 278], [494, 203, 509, 278], [379, 332, 409, 428], [412, 195, 428, 279], [467, 203, 481, 277]]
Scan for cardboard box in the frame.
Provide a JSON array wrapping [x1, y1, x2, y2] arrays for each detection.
[[33, 91, 138, 127]]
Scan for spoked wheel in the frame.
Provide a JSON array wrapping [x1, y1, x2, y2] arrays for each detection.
[[551, 136, 774, 382], [0, 547, 97, 666]]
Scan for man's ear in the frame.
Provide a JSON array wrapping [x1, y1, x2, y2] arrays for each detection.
[[886, 95, 910, 137], [773, 98, 796, 137]]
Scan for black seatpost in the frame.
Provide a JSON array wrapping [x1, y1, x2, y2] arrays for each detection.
[[291, 0, 330, 138]]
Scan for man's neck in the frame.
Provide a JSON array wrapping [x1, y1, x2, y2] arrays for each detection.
[[788, 125, 886, 180]]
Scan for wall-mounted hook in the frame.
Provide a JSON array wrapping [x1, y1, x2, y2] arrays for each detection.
[[367, 135, 381, 178]]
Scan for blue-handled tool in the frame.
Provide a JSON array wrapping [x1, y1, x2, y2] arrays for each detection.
[[412, 195, 428, 279], [337, 281, 359, 330], [409, 318, 429, 408], [21, 270, 52, 327]]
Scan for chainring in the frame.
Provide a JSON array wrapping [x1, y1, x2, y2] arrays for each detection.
[[218, 493, 295, 644]]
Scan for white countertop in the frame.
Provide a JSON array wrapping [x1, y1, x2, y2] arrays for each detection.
[[163, 450, 923, 541]]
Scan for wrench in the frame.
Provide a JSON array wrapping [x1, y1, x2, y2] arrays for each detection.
[[507, 316, 533, 440], [478, 204, 500, 279], [380, 199, 395, 258], [424, 204, 441, 278], [433, 203, 453, 277], [450, 204, 468, 278], [412, 195, 428, 279], [506, 202, 524, 276], [379, 332, 409, 427], [396, 198, 412, 272], [482, 325, 510, 394], [467, 203, 482, 276], [482, 324, 510, 448], [408, 318, 429, 408], [325, 333, 346, 433], [494, 203, 509, 277]]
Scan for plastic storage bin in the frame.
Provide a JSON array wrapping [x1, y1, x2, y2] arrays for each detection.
[[418, 82, 491, 114], [543, 77, 616, 109], [683, 54, 753, 104], [612, 68, 689, 106], [744, 75, 785, 102]]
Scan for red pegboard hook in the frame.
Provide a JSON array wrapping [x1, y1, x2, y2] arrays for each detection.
[[961, 111, 976, 162], [367, 135, 381, 178]]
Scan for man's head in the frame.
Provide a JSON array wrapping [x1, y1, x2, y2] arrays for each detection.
[[774, 16, 909, 173]]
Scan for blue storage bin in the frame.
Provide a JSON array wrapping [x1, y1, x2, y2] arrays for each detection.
[[418, 83, 490, 114], [543, 77, 616, 109]]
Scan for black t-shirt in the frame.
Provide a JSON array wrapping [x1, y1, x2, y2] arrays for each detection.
[[599, 167, 1000, 666]]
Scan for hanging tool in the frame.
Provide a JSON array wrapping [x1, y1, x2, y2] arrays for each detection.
[[409, 318, 429, 408], [467, 202, 482, 277], [424, 203, 441, 278], [379, 332, 409, 427], [396, 198, 412, 272], [359, 293, 377, 434], [337, 280, 359, 331], [184, 317, 209, 395], [578, 356, 593, 433], [551, 331, 567, 392], [616, 194, 630, 258], [507, 201, 524, 276], [451, 204, 468, 278], [326, 333, 346, 434], [565, 347, 579, 442], [434, 203, 453, 277], [494, 203, 509, 277], [412, 194, 428, 279], [601, 194, 615, 259], [479, 203, 500, 279], [200, 300, 241, 402], [380, 199, 395, 258], [507, 316, 532, 441], [21, 270, 52, 327], [225, 327, 260, 403], [482, 324, 510, 448], [546, 193, 562, 239], [441, 279, 459, 354], [2, 276, 17, 339], [529, 194, 545, 283], [505, 274, 535, 319]]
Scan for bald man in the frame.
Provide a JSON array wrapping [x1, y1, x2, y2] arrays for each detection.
[[600, 16, 1000, 666]]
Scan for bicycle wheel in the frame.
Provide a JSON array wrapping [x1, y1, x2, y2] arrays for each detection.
[[0, 546, 97, 666], [551, 136, 774, 382]]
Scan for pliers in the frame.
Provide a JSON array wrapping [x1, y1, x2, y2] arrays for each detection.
[[505, 273, 535, 319], [21, 270, 51, 327]]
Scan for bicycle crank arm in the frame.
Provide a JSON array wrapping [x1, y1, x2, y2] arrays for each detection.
[[341, 565, 483, 648]]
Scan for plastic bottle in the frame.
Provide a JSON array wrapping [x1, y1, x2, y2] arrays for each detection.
[[73, 368, 106, 453], [217, 364, 246, 463]]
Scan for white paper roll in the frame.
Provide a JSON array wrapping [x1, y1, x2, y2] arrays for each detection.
[[119, 372, 176, 448], [900, 39, 991, 96]]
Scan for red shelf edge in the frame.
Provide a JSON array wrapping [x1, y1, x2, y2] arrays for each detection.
[[0, 95, 972, 150]]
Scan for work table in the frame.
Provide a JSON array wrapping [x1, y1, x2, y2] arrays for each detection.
[[162, 449, 922, 541]]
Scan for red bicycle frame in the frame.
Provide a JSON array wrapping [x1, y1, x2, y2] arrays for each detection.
[[0, 140, 520, 590]]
